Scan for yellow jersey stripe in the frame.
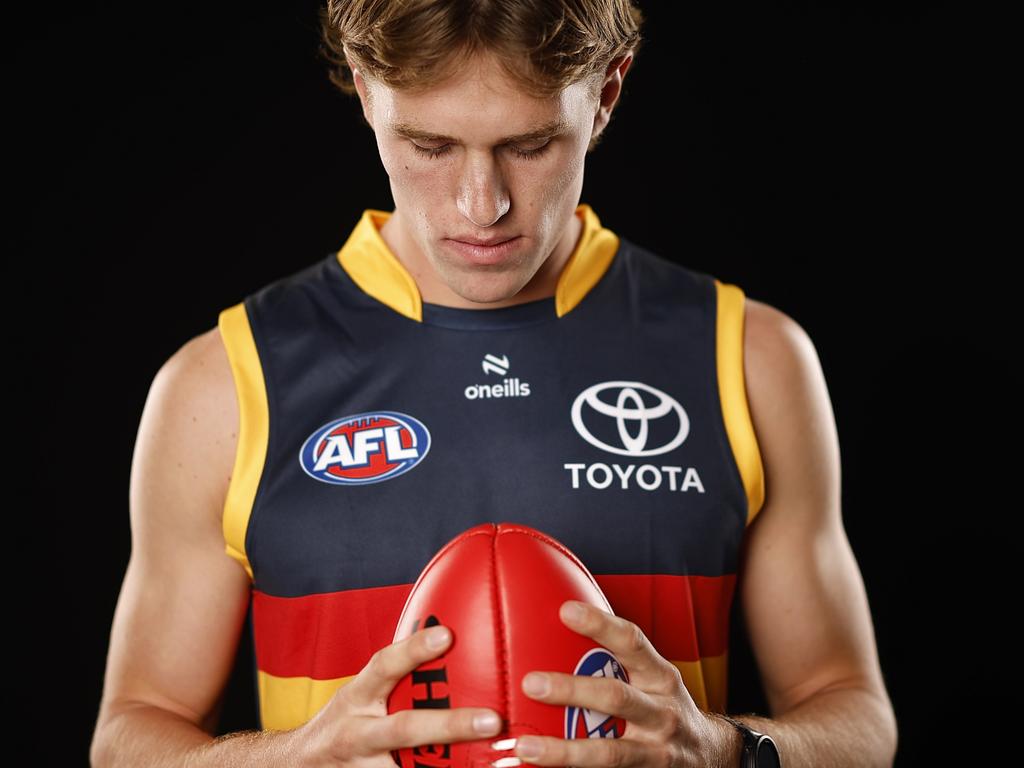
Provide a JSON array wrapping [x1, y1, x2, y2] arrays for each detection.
[[714, 280, 765, 527], [217, 302, 269, 580]]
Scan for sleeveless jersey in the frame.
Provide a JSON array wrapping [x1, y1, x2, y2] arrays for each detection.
[[216, 203, 765, 732]]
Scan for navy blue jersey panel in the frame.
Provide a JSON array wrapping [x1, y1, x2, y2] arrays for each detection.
[[241, 237, 748, 598]]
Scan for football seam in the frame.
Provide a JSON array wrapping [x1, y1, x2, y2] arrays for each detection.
[[391, 528, 496, 637], [490, 528, 511, 735], [498, 526, 613, 613]]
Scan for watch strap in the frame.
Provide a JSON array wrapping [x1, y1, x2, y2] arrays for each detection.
[[715, 713, 765, 768]]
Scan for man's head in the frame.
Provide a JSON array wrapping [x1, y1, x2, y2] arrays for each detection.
[[318, 1, 644, 308]]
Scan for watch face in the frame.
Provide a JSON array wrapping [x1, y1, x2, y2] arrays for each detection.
[[755, 735, 782, 768]]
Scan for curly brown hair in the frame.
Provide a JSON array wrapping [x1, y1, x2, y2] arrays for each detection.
[[318, 0, 645, 118]]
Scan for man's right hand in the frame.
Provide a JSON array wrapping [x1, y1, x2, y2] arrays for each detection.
[[295, 624, 504, 765]]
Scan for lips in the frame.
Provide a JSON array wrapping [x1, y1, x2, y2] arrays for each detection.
[[452, 236, 515, 246], [443, 236, 523, 265]]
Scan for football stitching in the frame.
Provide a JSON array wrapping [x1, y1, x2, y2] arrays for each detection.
[[392, 527, 495, 635], [498, 525, 612, 613], [490, 527, 511, 742]]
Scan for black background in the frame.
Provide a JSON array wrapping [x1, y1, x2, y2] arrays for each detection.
[[15, 2, 1004, 765]]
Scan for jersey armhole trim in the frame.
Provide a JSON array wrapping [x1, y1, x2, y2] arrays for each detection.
[[217, 301, 268, 581], [713, 279, 766, 527]]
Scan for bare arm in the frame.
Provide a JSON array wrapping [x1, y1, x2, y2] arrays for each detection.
[[89, 326, 505, 767], [89, 327, 302, 766], [711, 299, 898, 768]]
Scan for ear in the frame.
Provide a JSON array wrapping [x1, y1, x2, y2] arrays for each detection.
[[589, 53, 635, 150], [343, 45, 375, 130]]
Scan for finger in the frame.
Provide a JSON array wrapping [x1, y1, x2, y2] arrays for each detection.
[[519, 671, 664, 731], [559, 601, 680, 696], [355, 705, 505, 754], [511, 732, 652, 767], [345, 625, 453, 708]]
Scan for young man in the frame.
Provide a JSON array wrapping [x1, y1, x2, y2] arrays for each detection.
[[90, 3, 897, 767]]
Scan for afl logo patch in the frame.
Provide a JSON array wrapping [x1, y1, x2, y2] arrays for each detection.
[[565, 648, 630, 740], [299, 411, 431, 485]]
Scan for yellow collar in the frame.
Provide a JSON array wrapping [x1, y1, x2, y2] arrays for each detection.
[[336, 203, 619, 322]]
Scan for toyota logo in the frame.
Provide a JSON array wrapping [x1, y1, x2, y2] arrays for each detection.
[[571, 381, 689, 457]]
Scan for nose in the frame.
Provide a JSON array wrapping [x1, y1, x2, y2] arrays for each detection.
[[456, 152, 510, 227]]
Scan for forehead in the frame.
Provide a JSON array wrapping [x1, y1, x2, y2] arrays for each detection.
[[370, 52, 593, 142]]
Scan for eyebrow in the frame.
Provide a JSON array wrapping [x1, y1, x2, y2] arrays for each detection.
[[388, 118, 570, 145]]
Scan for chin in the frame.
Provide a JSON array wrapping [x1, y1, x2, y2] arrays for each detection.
[[454, 285, 520, 305], [451, 275, 528, 305], [432, 261, 522, 304]]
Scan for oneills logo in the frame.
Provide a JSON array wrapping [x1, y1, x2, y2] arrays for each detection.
[[465, 353, 531, 400]]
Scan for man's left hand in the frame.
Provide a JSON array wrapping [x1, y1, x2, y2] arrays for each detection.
[[508, 599, 733, 767]]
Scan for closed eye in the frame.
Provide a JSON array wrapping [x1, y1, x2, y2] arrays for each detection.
[[410, 142, 551, 161]]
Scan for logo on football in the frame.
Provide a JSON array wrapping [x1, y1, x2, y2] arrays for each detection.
[[298, 410, 430, 485], [565, 648, 630, 739]]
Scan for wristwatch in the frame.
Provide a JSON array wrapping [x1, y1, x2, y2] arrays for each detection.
[[716, 713, 782, 768]]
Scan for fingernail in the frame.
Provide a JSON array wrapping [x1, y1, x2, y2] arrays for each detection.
[[562, 601, 584, 623], [474, 712, 501, 734], [517, 736, 543, 759], [427, 627, 451, 649], [522, 673, 550, 697]]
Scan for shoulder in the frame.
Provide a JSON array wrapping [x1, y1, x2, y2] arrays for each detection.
[[144, 325, 239, 530], [741, 296, 840, 528], [742, 297, 825, 407], [156, 325, 236, 411]]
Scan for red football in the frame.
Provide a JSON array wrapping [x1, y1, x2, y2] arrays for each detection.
[[387, 521, 630, 768]]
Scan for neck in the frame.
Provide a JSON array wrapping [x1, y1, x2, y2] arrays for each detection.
[[378, 209, 583, 310]]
